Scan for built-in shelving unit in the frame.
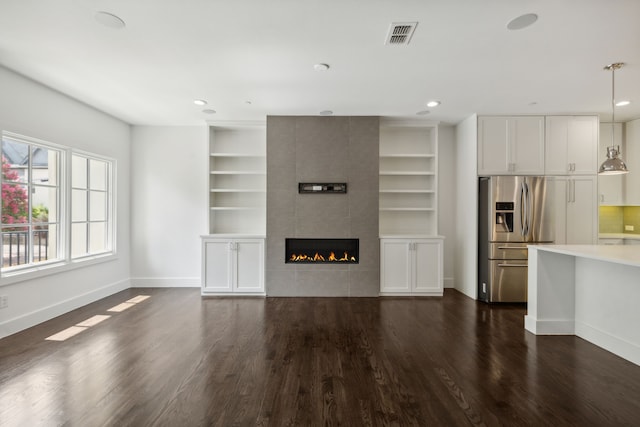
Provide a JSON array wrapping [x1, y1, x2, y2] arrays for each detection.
[[208, 122, 266, 234], [379, 121, 438, 235]]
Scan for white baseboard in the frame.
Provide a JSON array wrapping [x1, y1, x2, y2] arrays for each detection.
[[130, 277, 200, 288], [0, 278, 130, 339], [576, 321, 640, 366], [524, 315, 575, 335], [444, 277, 454, 288]]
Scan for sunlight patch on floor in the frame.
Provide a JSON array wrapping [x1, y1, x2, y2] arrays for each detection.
[[46, 326, 87, 341], [45, 295, 151, 341]]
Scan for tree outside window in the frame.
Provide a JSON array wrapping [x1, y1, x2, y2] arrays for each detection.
[[1, 137, 60, 269]]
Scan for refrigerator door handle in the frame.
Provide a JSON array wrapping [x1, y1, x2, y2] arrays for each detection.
[[520, 182, 526, 236], [526, 181, 532, 237], [521, 181, 530, 237], [497, 263, 528, 268]]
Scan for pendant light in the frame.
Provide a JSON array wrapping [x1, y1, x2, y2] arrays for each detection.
[[599, 62, 629, 175]]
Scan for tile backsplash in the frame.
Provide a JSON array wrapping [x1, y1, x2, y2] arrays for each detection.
[[599, 206, 624, 233], [623, 206, 640, 234], [599, 206, 640, 234]]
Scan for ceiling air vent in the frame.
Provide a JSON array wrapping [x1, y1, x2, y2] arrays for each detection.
[[385, 22, 418, 45]]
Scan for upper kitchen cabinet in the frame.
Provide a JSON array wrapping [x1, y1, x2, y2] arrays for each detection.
[[477, 116, 545, 175], [598, 122, 624, 205], [545, 116, 598, 175], [625, 118, 640, 205]]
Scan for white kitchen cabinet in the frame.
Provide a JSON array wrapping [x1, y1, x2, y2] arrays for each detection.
[[545, 116, 598, 175], [552, 176, 597, 244], [201, 236, 265, 295], [624, 119, 640, 205], [477, 116, 545, 175], [380, 237, 443, 296], [598, 123, 624, 205]]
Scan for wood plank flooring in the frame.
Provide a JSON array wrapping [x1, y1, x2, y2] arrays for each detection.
[[1, 288, 639, 426]]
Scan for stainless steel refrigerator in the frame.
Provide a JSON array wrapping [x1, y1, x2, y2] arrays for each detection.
[[478, 176, 554, 303]]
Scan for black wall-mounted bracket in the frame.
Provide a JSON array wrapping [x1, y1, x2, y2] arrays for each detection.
[[298, 183, 347, 194]]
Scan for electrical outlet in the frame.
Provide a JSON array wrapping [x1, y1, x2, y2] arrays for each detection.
[[625, 225, 635, 231], [0, 295, 7, 309]]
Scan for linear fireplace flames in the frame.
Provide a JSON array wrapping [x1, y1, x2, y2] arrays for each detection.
[[285, 238, 359, 264]]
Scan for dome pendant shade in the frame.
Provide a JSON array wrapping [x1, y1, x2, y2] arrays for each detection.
[[599, 63, 629, 175], [599, 146, 629, 175]]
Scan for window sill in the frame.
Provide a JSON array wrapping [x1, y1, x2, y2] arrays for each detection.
[[0, 252, 118, 287]]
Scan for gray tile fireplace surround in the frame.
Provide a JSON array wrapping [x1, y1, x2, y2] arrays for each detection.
[[266, 116, 380, 296]]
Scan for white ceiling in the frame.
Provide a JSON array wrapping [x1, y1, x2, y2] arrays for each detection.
[[1, 0, 639, 126]]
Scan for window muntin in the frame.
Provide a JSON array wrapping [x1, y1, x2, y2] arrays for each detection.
[[2, 137, 62, 269], [71, 154, 113, 259]]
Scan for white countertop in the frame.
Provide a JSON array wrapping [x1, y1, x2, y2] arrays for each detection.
[[529, 244, 640, 268], [599, 233, 640, 240]]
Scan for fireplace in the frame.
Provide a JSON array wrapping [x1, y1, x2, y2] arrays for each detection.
[[285, 238, 359, 264]]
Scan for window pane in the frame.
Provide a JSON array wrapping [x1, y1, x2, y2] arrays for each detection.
[[2, 226, 29, 268], [90, 159, 107, 191], [32, 186, 57, 223], [2, 139, 29, 183], [32, 224, 57, 263], [72, 189, 87, 222], [1, 183, 29, 225], [89, 191, 106, 221], [72, 155, 87, 188], [89, 222, 107, 253], [71, 223, 87, 258], [32, 146, 58, 186]]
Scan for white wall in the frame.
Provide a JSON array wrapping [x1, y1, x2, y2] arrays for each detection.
[[130, 126, 208, 287], [438, 124, 456, 288], [454, 115, 478, 299], [0, 66, 131, 338]]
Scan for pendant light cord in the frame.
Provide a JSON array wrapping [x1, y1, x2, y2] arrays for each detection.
[[611, 64, 615, 148]]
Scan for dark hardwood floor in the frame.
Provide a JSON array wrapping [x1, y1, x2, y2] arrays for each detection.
[[1, 288, 639, 426]]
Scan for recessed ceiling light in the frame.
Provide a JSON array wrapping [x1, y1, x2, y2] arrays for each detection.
[[319, 110, 333, 116], [416, 110, 430, 116], [314, 63, 330, 71], [616, 100, 631, 107], [202, 109, 216, 114], [426, 101, 440, 108], [95, 11, 126, 29], [507, 13, 538, 31], [194, 99, 207, 106]]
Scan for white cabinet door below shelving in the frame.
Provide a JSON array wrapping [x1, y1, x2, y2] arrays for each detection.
[[203, 240, 233, 293], [202, 237, 265, 295], [234, 240, 264, 293], [380, 238, 443, 296], [380, 240, 412, 293], [413, 241, 443, 294]]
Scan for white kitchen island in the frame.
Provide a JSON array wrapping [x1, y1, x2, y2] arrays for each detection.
[[526, 244, 640, 366]]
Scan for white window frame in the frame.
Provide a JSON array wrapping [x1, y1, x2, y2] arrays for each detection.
[[1, 132, 117, 285], [70, 151, 116, 260]]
